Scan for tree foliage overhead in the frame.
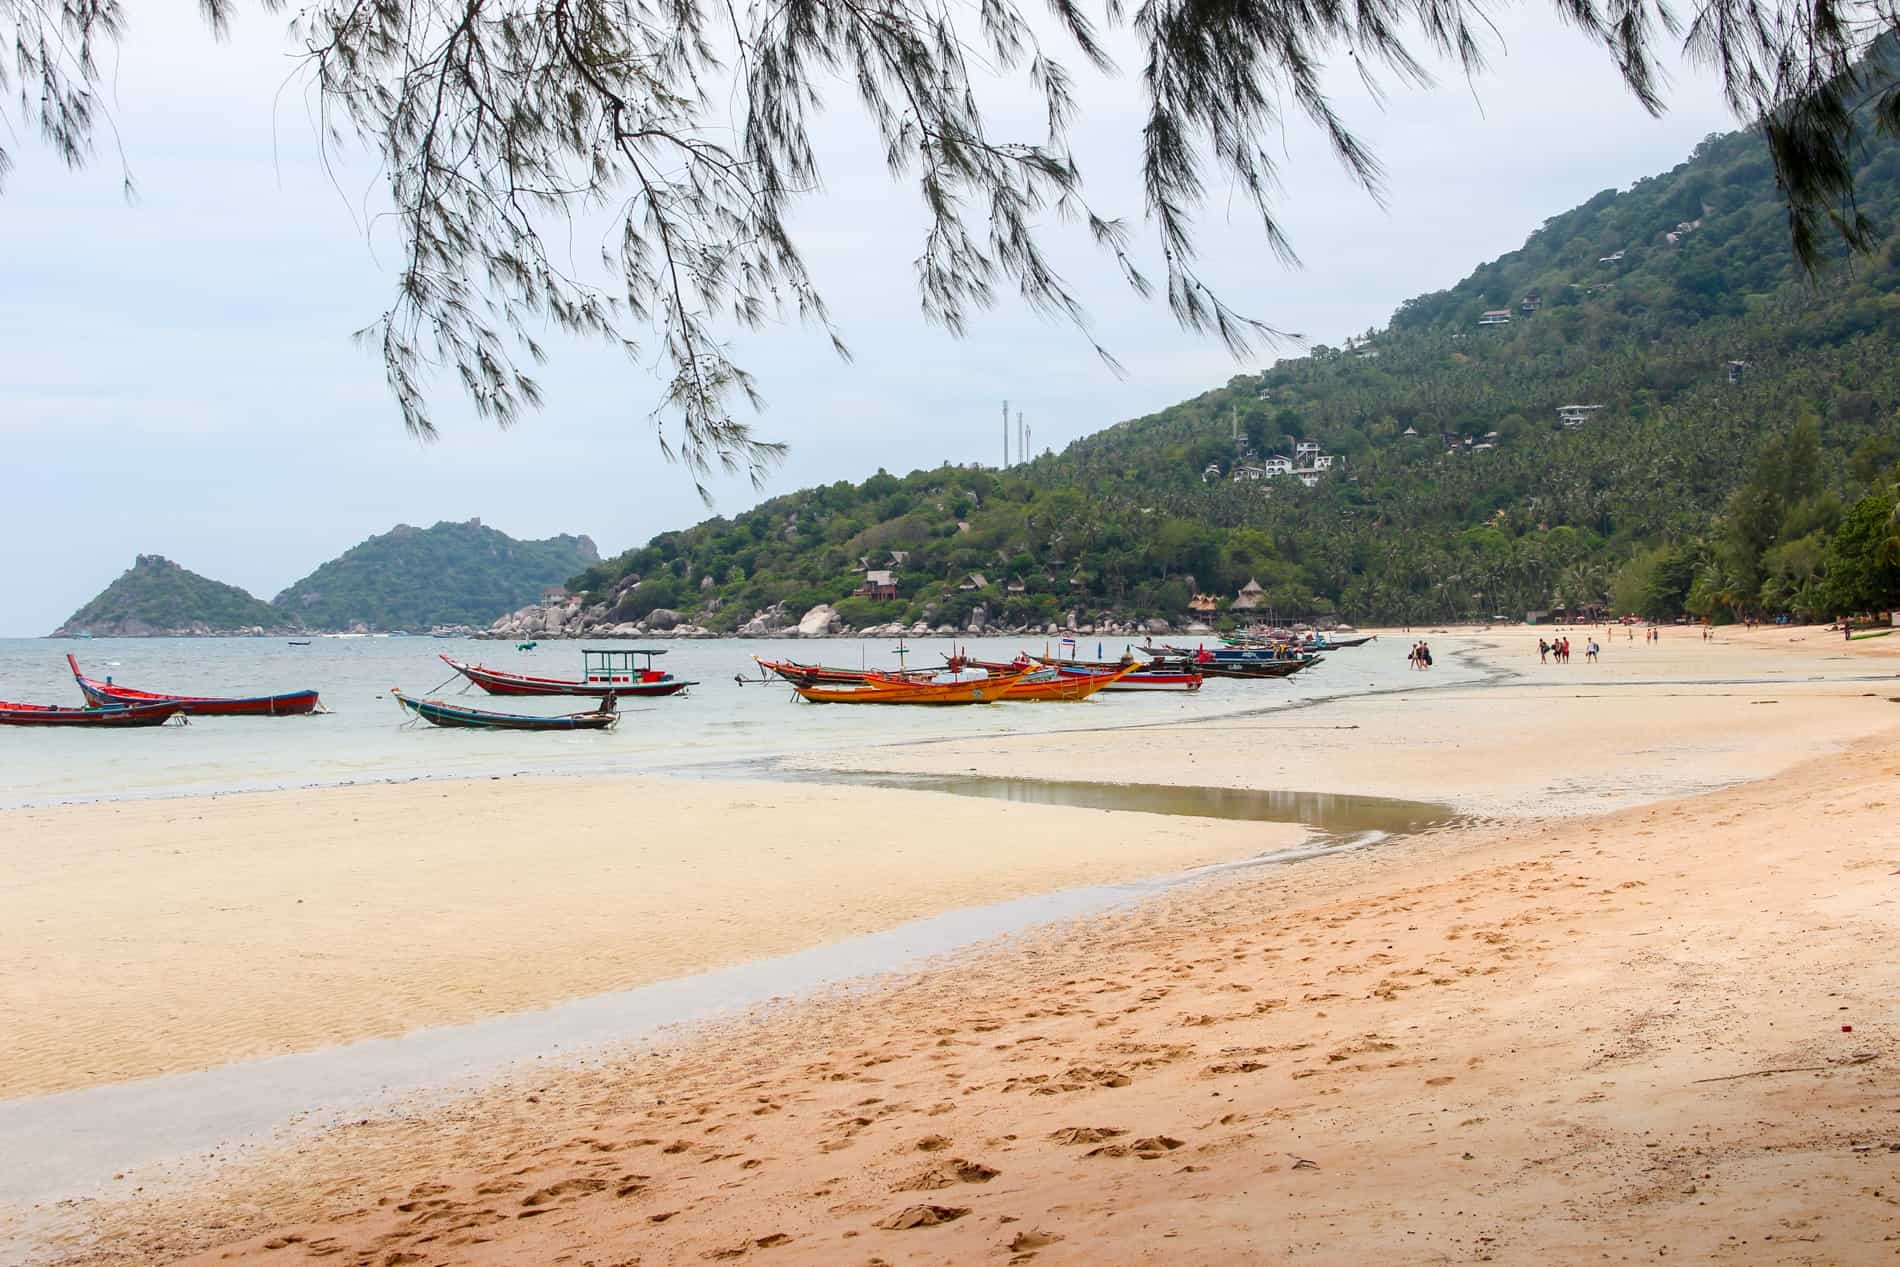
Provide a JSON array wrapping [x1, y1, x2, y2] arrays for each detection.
[[6, 0, 1900, 481]]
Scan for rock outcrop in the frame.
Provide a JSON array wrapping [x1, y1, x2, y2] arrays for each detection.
[[473, 588, 1208, 642], [796, 604, 843, 637]]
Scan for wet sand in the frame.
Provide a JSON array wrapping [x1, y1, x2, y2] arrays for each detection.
[[8, 626, 1900, 1264]]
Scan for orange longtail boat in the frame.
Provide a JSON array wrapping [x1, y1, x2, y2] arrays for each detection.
[[791, 668, 1032, 705], [994, 663, 1137, 700]]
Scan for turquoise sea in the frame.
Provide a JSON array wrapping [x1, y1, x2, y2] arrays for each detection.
[[0, 634, 1459, 805]]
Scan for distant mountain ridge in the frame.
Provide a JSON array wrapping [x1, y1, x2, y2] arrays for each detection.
[[53, 522, 600, 636], [53, 555, 290, 637], [272, 518, 600, 632]]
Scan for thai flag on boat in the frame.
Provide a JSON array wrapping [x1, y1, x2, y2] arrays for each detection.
[[1060, 636, 1077, 648]]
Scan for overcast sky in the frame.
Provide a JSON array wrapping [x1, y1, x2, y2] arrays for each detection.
[[0, 2, 1742, 635]]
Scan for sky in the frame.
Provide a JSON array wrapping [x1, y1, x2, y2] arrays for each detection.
[[0, 2, 1744, 635]]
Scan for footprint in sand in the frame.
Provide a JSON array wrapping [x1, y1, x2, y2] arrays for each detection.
[[1046, 1127, 1125, 1145], [520, 1176, 608, 1207], [875, 1204, 971, 1229], [894, 1159, 999, 1190], [1085, 1137, 1183, 1160], [1008, 1228, 1064, 1252]]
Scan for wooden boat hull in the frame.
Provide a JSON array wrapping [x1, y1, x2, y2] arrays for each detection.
[[950, 654, 1194, 692], [758, 658, 937, 686], [0, 698, 183, 727], [68, 656, 320, 716], [393, 690, 618, 730], [794, 670, 1029, 704], [1001, 664, 1135, 700], [442, 655, 692, 697], [1195, 659, 1308, 679], [1055, 665, 1202, 691], [944, 655, 1037, 675]]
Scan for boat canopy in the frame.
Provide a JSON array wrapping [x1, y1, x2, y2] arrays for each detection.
[[581, 647, 673, 689]]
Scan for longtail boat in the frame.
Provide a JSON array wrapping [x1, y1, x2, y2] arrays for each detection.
[[442, 649, 694, 698], [68, 654, 320, 717], [756, 657, 937, 687], [998, 663, 1136, 700], [393, 689, 619, 730], [793, 668, 1032, 705], [1053, 664, 1203, 691], [1152, 644, 1314, 663], [943, 653, 1039, 675], [1193, 658, 1309, 679], [947, 652, 1200, 692], [0, 698, 183, 727]]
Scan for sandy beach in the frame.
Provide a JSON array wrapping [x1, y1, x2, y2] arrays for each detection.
[[7, 625, 1900, 1265], [0, 780, 1302, 1099]]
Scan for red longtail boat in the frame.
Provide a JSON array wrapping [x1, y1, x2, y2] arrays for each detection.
[[441, 650, 695, 698], [68, 655, 321, 717], [0, 697, 183, 727]]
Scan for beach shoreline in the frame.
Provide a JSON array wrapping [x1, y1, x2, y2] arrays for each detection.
[[6, 628, 1899, 1264]]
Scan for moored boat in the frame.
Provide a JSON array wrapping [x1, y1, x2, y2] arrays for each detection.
[[393, 689, 619, 730], [67, 655, 321, 717], [442, 649, 694, 698], [0, 698, 184, 727], [947, 652, 1200, 692], [1053, 664, 1202, 691], [997, 663, 1136, 700], [1193, 658, 1309, 679], [756, 657, 938, 687], [793, 668, 1031, 705]]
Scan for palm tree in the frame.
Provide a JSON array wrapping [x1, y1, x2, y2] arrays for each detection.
[[1880, 483, 1900, 569]]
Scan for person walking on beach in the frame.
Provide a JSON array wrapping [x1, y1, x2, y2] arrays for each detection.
[[1586, 638, 1598, 662], [1538, 637, 1549, 663]]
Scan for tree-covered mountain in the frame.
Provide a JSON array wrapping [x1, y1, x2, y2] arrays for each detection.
[[272, 519, 599, 632], [567, 99, 1900, 632], [53, 556, 291, 636]]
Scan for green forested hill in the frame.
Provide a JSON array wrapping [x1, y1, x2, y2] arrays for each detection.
[[571, 109, 1900, 629], [274, 519, 599, 631], [54, 556, 290, 636]]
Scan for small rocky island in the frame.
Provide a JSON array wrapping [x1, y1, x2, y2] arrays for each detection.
[[52, 555, 295, 637]]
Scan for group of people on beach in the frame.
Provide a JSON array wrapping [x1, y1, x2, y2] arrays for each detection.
[[1407, 640, 1434, 670], [1539, 635, 1601, 663]]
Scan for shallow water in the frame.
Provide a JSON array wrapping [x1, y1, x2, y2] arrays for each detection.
[[770, 771, 1460, 836], [0, 634, 1463, 805]]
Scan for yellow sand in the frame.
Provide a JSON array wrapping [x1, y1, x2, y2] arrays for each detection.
[[0, 779, 1302, 1098]]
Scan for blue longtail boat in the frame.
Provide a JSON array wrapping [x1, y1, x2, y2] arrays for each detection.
[[392, 689, 619, 730]]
